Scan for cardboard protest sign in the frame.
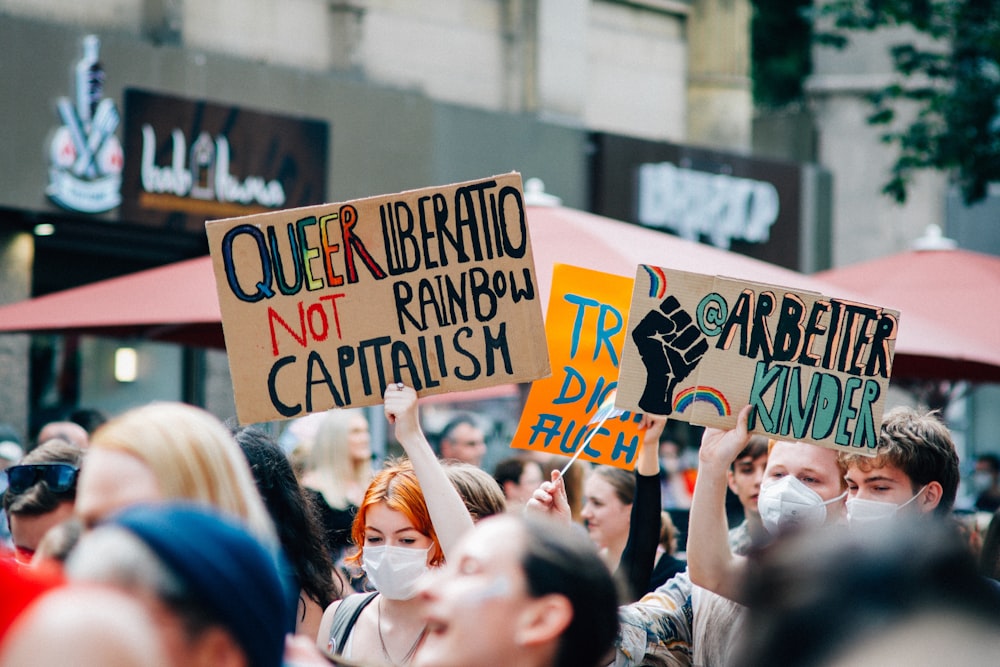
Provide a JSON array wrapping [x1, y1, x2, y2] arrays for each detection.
[[206, 173, 550, 424], [616, 265, 899, 454], [511, 265, 645, 470]]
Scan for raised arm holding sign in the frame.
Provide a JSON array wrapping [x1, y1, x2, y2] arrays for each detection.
[[383, 382, 473, 560], [615, 265, 899, 455], [511, 265, 645, 470]]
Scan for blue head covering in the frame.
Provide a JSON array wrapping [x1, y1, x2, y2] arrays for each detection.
[[109, 503, 290, 667]]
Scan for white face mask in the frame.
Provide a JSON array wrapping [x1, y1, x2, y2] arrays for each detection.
[[846, 485, 928, 526], [362, 545, 431, 600], [758, 474, 846, 535]]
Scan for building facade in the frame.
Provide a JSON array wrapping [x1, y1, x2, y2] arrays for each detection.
[[800, 20, 1000, 479], [1, 0, 831, 442]]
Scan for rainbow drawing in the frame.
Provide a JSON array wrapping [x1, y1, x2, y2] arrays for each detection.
[[588, 389, 625, 425], [672, 386, 731, 416], [643, 265, 667, 299]]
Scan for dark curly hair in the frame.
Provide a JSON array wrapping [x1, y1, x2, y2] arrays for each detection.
[[232, 426, 341, 613]]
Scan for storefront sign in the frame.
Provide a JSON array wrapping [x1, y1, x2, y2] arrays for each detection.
[[615, 265, 899, 453], [590, 133, 807, 271], [47, 35, 124, 214], [122, 89, 328, 232], [206, 173, 551, 424]]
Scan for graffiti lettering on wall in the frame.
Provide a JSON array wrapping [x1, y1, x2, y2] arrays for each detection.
[[207, 173, 550, 424], [616, 265, 899, 454], [637, 161, 780, 250]]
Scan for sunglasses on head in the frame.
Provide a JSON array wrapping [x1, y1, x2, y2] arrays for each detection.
[[5, 463, 79, 494]]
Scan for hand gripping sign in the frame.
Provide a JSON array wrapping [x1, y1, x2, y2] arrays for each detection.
[[615, 265, 899, 454], [206, 173, 550, 424]]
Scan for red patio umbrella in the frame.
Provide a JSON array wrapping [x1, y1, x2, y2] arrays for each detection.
[[0, 204, 836, 344], [816, 244, 1000, 383], [525, 203, 837, 299], [0, 204, 990, 384], [0, 256, 225, 348]]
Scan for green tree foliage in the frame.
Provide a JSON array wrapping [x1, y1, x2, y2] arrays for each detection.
[[817, 0, 1000, 204], [751, 0, 814, 109]]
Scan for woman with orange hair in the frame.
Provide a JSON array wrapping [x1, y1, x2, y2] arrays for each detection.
[[317, 384, 473, 665]]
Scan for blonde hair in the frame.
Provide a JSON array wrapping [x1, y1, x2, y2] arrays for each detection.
[[442, 461, 506, 521], [89, 402, 276, 542], [303, 408, 372, 509]]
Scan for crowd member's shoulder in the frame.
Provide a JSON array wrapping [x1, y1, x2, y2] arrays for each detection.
[[739, 517, 1000, 667], [0, 556, 64, 641]]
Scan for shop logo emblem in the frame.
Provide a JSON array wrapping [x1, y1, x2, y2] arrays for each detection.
[[47, 34, 124, 213]]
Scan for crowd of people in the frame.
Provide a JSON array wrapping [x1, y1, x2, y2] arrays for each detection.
[[2, 387, 1000, 667]]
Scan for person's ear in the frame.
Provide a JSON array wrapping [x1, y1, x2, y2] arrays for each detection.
[[514, 594, 572, 648], [726, 469, 738, 494], [918, 481, 943, 514]]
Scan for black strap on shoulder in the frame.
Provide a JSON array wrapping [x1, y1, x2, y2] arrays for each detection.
[[330, 592, 379, 655]]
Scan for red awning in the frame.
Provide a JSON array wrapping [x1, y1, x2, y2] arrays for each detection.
[[526, 204, 838, 301], [0, 204, 993, 383], [0, 256, 224, 348], [816, 247, 1000, 383]]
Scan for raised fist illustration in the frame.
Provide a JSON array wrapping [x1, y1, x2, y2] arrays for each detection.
[[631, 296, 708, 414]]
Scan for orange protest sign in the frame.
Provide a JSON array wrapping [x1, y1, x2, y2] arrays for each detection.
[[511, 264, 645, 470], [206, 173, 551, 424]]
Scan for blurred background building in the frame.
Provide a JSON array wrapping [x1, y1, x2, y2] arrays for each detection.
[[0, 0, 995, 490]]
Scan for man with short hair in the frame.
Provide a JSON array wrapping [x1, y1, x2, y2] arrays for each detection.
[[3, 439, 82, 565], [37, 420, 89, 449], [842, 406, 960, 522], [438, 414, 487, 467], [615, 414, 848, 667], [615, 405, 963, 667], [494, 456, 544, 512]]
